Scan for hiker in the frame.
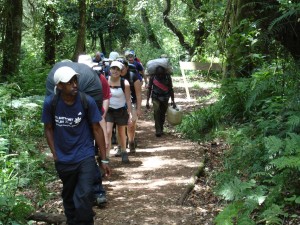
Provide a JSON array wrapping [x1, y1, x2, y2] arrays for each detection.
[[146, 65, 176, 137], [42, 66, 111, 225], [116, 58, 142, 154], [106, 61, 133, 163], [93, 51, 104, 64], [125, 50, 145, 84], [78, 55, 112, 205], [106, 51, 121, 145]]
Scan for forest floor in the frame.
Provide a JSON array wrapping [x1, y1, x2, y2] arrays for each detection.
[[33, 77, 227, 225]]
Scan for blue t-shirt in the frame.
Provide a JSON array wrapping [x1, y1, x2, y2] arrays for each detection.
[[41, 93, 102, 164]]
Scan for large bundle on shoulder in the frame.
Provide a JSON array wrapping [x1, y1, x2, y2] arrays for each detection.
[[46, 61, 103, 110], [146, 58, 173, 76]]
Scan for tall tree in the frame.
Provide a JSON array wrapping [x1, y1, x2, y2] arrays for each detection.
[[1, 0, 23, 82], [222, 0, 300, 78], [44, 1, 57, 65], [72, 0, 86, 62]]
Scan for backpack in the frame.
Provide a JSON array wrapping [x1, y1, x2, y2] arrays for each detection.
[[128, 63, 142, 81], [146, 58, 173, 76], [46, 61, 103, 111]]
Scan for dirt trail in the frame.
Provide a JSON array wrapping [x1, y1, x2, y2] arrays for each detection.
[[94, 82, 206, 225]]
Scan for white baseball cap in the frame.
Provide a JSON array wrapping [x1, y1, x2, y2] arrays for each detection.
[[110, 61, 123, 70], [54, 66, 79, 84]]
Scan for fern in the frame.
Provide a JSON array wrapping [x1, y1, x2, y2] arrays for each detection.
[[271, 156, 300, 170], [215, 202, 243, 225], [258, 204, 287, 225]]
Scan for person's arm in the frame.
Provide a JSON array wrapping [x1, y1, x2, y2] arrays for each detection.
[[99, 119, 108, 150], [169, 76, 176, 108], [100, 75, 111, 118], [44, 123, 57, 161], [134, 79, 142, 117], [102, 99, 109, 119], [146, 76, 153, 109], [124, 79, 133, 126], [92, 122, 111, 176]]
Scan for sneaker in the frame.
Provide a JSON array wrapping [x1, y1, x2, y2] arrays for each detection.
[[129, 141, 136, 153], [94, 193, 107, 206], [114, 146, 122, 157], [121, 151, 130, 163]]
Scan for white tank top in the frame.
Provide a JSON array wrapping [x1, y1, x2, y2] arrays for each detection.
[[109, 87, 126, 109]]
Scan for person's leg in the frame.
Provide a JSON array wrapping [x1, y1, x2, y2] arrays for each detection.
[[93, 161, 107, 206], [160, 100, 169, 133], [106, 122, 114, 156], [114, 126, 122, 157], [127, 104, 138, 152], [118, 125, 129, 163], [55, 163, 78, 225], [111, 123, 117, 145], [73, 157, 95, 224], [127, 121, 136, 152], [152, 99, 162, 137]]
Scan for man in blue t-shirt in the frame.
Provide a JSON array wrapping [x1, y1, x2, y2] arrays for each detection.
[[41, 66, 111, 225]]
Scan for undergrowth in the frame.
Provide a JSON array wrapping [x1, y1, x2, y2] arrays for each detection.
[[0, 83, 56, 224], [177, 63, 300, 224]]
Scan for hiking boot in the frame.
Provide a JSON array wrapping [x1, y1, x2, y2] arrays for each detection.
[[94, 193, 107, 206], [114, 146, 122, 157], [129, 141, 136, 153], [155, 132, 162, 137], [121, 151, 130, 163]]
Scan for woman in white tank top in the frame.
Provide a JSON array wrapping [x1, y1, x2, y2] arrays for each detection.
[[105, 61, 132, 163]]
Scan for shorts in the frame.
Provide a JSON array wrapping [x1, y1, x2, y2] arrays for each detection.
[[131, 103, 138, 122], [106, 107, 129, 126]]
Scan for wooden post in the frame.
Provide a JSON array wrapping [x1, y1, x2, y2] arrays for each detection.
[[179, 61, 191, 100], [179, 61, 222, 99]]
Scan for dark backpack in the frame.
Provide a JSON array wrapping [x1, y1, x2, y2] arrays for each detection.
[[46, 61, 103, 111]]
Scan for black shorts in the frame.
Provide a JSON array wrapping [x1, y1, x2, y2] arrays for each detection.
[[106, 107, 129, 126]]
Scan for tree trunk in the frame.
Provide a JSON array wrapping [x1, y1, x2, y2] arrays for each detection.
[[224, 0, 255, 78], [72, 0, 86, 62], [44, 2, 57, 66], [99, 33, 106, 57], [1, 0, 22, 82], [28, 212, 66, 224], [141, 8, 161, 49]]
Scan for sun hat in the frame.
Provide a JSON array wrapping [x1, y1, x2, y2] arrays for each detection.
[[54, 66, 79, 84], [110, 61, 124, 70], [78, 54, 98, 67], [108, 51, 120, 61]]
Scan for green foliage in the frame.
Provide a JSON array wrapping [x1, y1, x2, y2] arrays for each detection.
[[177, 104, 221, 141], [258, 204, 287, 225], [0, 84, 56, 223], [213, 64, 300, 223]]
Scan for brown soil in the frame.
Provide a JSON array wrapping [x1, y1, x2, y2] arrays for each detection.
[[34, 77, 226, 225]]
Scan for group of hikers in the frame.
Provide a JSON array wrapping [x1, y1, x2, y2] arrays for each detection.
[[41, 50, 177, 225]]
